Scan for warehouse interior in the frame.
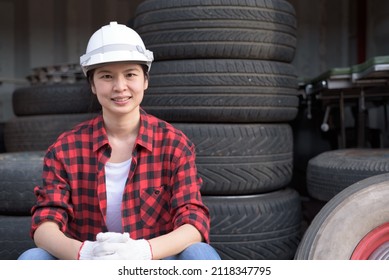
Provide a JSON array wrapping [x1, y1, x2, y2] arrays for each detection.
[[1, 0, 389, 260]]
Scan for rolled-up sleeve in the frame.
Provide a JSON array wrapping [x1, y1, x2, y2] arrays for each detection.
[[30, 149, 73, 238], [170, 142, 210, 243]]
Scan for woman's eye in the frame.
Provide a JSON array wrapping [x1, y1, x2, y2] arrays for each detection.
[[99, 74, 112, 79]]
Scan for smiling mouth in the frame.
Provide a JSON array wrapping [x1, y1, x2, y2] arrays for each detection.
[[111, 97, 131, 102]]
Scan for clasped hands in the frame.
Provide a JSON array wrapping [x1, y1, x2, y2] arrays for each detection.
[[78, 232, 153, 260]]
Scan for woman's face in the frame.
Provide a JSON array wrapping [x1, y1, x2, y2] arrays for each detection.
[[91, 62, 148, 117]]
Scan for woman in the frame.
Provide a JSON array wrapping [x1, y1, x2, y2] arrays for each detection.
[[18, 22, 220, 260]]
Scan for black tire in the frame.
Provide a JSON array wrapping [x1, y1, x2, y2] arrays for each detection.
[[203, 188, 302, 259], [134, 0, 297, 62], [13, 82, 100, 116], [148, 59, 297, 95], [307, 149, 389, 201], [0, 216, 34, 260], [145, 59, 298, 123], [175, 123, 293, 194], [4, 114, 96, 152], [295, 173, 389, 259], [0, 151, 45, 215]]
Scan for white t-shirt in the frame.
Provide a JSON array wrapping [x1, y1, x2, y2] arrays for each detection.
[[104, 158, 132, 232]]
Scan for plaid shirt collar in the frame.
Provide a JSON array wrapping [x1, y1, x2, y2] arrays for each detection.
[[92, 108, 153, 153]]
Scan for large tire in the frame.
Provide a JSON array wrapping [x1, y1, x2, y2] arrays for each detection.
[[145, 59, 298, 123], [0, 216, 34, 260], [4, 114, 96, 152], [203, 188, 302, 259], [13, 82, 100, 116], [0, 151, 45, 215], [134, 0, 297, 62], [295, 173, 389, 259], [307, 149, 389, 201], [175, 123, 293, 194]]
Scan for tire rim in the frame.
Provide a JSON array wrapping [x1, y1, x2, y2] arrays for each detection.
[[351, 222, 389, 259]]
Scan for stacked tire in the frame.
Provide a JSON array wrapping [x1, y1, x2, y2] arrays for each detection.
[[134, 0, 302, 259], [306, 149, 389, 202], [0, 151, 44, 259], [0, 65, 98, 259]]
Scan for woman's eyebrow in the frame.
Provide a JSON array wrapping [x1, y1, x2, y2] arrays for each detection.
[[124, 67, 141, 72], [96, 66, 142, 74], [95, 69, 112, 74]]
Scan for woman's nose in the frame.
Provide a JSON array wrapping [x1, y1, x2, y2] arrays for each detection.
[[113, 75, 127, 91]]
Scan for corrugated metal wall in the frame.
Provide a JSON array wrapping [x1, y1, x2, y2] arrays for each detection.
[[290, 0, 352, 80], [10, 0, 143, 76]]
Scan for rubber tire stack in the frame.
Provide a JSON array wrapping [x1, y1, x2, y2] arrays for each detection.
[[0, 65, 99, 259], [134, 0, 302, 260]]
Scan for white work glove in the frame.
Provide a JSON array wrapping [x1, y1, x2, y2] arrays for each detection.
[[78, 232, 131, 260], [92, 237, 153, 260], [78, 241, 98, 260], [96, 232, 131, 243]]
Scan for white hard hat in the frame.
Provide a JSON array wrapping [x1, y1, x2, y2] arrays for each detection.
[[80, 21, 154, 76]]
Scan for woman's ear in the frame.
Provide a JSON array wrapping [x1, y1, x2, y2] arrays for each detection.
[[144, 77, 149, 91], [91, 83, 97, 94]]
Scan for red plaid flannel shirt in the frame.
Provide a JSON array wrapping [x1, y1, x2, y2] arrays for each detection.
[[31, 109, 210, 243]]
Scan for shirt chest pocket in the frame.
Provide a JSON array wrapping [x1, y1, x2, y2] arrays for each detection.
[[140, 185, 171, 227]]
